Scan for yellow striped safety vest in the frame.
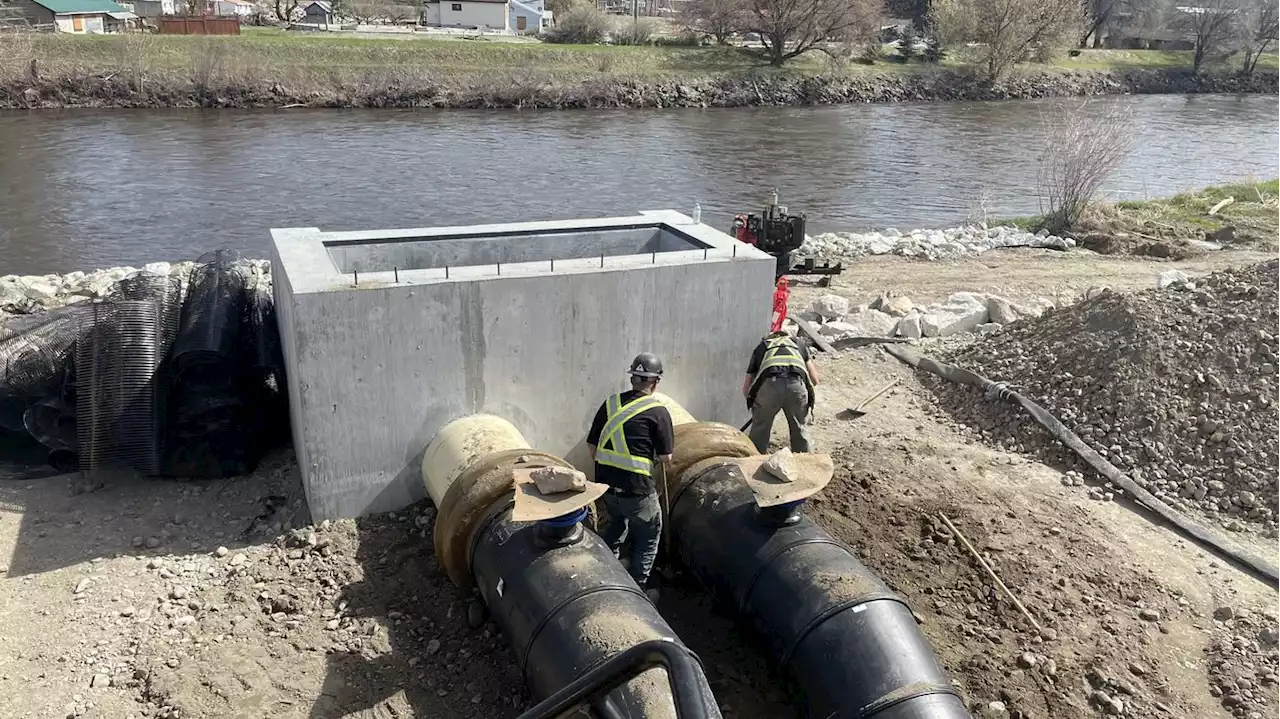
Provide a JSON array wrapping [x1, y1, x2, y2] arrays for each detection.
[[759, 335, 809, 381], [595, 393, 662, 477]]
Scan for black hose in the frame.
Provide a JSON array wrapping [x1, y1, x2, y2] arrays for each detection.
[[669, 461, 971, 719], [884, 344, 1280, 586], [470, 504, 722, 719]]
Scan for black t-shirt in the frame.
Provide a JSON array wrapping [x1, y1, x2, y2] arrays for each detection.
[[746, 336, 812, 375], [587, 390, 674, 495]]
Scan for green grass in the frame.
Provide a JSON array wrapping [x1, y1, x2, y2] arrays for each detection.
[[18, 31, 822, 80], [1001, 181, 1280, 250], [1058, 48, 1279, 71], [17, 31, 1275, 83]]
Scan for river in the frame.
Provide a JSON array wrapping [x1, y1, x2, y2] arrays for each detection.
[[0, 94, 1276, 274]]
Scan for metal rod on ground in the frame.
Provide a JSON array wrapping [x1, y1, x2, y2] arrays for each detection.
[[937, 512, 1043, 634]]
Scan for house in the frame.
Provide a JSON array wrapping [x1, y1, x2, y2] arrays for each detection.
[[15, 0, 130, 32], [301, 0, 333, 26], [423, 0, 509, 31], [124, 0, 176, 20], [212, 0, 254, 16], [509, 0, 549, 33]]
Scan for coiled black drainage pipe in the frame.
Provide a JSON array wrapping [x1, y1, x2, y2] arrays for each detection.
[[422, 415, 721, 719], [665, 421, 971, 719]]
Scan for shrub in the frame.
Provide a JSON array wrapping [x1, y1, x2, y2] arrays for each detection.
[[544, 4, 610, 44], [613, 17, 658, 46]]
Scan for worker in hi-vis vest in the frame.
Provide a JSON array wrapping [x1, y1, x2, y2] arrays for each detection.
[[743, 331, 819, 454], [587, 353, 674, 589]]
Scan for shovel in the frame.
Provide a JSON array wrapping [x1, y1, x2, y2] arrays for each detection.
[[841, 378, 901, 420]]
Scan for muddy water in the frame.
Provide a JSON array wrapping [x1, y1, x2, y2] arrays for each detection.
[[0, 94, 1276, 274]]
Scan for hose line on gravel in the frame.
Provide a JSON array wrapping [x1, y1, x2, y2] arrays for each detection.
[[884, 344, 1280, 587]]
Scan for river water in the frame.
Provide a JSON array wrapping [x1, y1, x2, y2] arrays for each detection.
[[1, 94, 1276, 274]]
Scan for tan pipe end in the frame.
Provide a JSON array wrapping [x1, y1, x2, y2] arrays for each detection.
[[422, 414, 531, 507]]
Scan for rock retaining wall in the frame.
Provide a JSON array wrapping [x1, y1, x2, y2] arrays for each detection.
[[3, 67, 1276, 110], [802, 225, 1075, 262]]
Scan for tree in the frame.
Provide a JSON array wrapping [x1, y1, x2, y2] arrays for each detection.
[[1172, 0, 1241, 74], [272, 0, 301, 22], [930, 0, 1085, 81], [1081, 0, 1118, 47], [1237, 0, 1277, 77], [743, 0, 884, 66], [682, 0, 747, 44]]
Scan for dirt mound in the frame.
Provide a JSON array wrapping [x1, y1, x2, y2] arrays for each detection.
[[809, 441, 1213, 719], [928, 260, 1279, 534]]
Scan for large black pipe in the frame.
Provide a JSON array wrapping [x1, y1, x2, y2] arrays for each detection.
[[471, 505, 721, 719], [669, 459, 971, 719], [425, 420, 721, 719]]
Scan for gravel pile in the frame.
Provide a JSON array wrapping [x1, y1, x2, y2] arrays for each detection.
[[928, 260, 1279, 534], [801, 225, 1076, 262]]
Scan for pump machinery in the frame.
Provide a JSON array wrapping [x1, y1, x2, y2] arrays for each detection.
[[731, 190, 843, 279]]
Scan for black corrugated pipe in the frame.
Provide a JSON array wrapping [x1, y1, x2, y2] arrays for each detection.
[[664, 421, 972, 719], [423, 415, 721, 719]]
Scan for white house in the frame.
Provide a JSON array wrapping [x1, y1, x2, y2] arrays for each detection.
[[509, 0, 548, 33], [423, 0, 508, 31], [212, 0, 255, 16], [125, 0, 176, 20]]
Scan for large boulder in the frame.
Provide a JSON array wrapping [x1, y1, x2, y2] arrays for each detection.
[[895, 312, 922, 339], [986, 295, 1020, 325], [919, 292, 989, 337], [869, 293, 913, 316], [818, 310, 897, 339], [21, 278, 57, 300], [810, 294, 850, 319], [1158, 269, 1191, 289]]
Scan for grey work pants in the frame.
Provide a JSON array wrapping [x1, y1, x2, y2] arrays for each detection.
[[748, 374, 812, 454], [598, 490, 662, 586]]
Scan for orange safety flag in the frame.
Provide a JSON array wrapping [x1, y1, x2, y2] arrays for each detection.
[[770, 277, 789, 333]]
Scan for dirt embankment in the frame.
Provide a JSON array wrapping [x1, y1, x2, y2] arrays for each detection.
[[3, 67, 1276, 110]]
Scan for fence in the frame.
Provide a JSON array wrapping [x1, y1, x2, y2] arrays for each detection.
[[157, 16, 241, 35]]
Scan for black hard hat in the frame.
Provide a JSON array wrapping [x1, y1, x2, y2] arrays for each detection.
[[628, 352, 664, 378]]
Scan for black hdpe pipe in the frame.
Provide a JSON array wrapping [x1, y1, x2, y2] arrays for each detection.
[[665, 421, 971, 719], [424, 415, 720, 719], [884, 344, 1280, 586]]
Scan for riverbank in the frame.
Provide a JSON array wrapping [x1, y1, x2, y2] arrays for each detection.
[[1005, 180, 1280, 258], [1, 32, 1276, 109], [6, 66, 1276, 110]]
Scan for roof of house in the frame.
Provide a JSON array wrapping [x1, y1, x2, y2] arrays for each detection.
[[303, 0, 331, 10], [28, 0, 126, 13]]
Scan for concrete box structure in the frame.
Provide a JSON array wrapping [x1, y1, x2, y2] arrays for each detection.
[[271, 210, 775, 521]]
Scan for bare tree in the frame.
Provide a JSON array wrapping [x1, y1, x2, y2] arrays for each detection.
[[1082, 0, 1119, 47], [1237, 0, 1277, 77], [1037, 101, 1134, 234], [682, 0, 746, 44], [743, 0, 883, 66], [1171, 0, 1241, 74], [273, 0, 301, 22], [931, 0, 1085, 81]]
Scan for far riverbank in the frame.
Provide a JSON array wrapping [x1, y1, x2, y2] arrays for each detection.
[[5, 66, 1276, 110], [0, 33, 1276, 110]]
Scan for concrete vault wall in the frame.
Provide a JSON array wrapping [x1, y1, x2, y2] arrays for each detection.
[[271, 210, 775, 521]]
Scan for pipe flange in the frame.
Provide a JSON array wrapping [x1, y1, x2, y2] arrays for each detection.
[[667, 421, 757, 492], [434, 448, 571, 588]]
